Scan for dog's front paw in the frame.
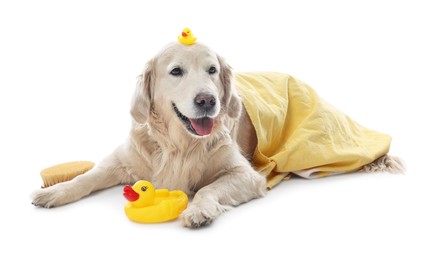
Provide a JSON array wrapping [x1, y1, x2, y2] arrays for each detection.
[[180, 200, 231, 228], [31, 186, 68, 208], [181, 204, 214, 228]]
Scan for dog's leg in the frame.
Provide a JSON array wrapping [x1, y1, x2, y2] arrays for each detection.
[[362, 154, 406, 173], [181, 165, 266, 228], [31, 152, 130, 208]]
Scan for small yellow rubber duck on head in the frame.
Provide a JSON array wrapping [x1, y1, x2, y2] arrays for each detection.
[[178, 28, 197, 45]]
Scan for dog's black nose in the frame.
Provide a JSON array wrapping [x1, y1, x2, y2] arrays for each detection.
[[194, 93, 216, 110]]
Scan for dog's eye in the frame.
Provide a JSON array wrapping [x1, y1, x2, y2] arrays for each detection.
[[208, 66, 217, 75], [170, 67, 183, 77], [141, 186, 148, 192]]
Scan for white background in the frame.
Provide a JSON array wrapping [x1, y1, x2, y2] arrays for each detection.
[[1, 0, 433, 259]]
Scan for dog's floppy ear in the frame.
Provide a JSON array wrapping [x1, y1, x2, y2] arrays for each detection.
[[130, 59, 155, 124], [218, 55, 241, 119]]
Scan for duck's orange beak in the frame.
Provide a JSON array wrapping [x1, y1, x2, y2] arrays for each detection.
[[182, 32, 188, 37], [123, 185, 139, 202]]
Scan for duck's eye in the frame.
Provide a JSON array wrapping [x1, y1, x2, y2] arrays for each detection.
[[141, 186, 148, 192], [208, 66, 217, 75], [170, 67, 183, 77]]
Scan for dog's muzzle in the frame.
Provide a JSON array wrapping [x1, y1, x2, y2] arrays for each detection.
[[172, 94, 218, 137]]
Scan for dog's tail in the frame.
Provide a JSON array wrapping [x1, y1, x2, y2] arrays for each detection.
[[362, 154, 406, 173]]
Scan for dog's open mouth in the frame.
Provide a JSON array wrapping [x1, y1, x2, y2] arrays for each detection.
[[172, 103, 214, 136]]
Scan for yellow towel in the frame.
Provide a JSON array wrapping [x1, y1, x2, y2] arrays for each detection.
[[235, 72, 391, 189]]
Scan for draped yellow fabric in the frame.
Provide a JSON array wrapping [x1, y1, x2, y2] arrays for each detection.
[[235, 72, 391, 189]]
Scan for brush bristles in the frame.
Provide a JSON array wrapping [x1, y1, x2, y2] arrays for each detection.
[[40, 161, 95, 188]]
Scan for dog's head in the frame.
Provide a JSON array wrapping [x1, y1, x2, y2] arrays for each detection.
[[131, 42, 241, 137]]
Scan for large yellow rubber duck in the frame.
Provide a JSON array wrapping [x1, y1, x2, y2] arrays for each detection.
[[178, 28, 197, 45], [123, 180, 188, 223]]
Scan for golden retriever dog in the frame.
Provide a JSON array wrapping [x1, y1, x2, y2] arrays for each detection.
[[32, 42, 265, 227], [32, 42, 401, 227]]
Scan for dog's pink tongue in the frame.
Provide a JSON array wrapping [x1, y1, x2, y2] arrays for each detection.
[[190, 117, 214, 136]]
